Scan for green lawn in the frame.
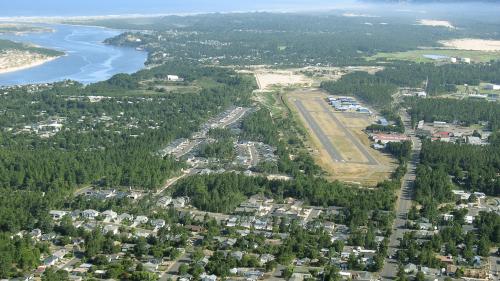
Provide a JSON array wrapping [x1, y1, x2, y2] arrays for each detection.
[[367, 49, 500, 63], [456, 83, 500, 95]]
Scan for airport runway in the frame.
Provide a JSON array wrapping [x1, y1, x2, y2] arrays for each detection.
[[294, 100, 344, 163], [316, 98, 379, 166]]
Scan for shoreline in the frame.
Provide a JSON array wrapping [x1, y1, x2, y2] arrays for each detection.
[[0, 55, 62, 74]]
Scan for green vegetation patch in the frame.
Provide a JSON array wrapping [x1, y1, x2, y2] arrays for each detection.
[[368, 49, 500, 63], [0, 39, 64, 57]]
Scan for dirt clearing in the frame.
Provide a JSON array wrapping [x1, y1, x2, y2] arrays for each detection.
[[255, 69, 313, 90], [439, 39, 500, 51]]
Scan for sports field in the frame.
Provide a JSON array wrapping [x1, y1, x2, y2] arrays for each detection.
[[287, 89, 397, 185]]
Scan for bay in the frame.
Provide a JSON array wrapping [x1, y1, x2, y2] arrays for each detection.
[[0, 24, 147, 86]]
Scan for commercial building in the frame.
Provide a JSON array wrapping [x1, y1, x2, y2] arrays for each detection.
[[371, 134, 410, 144], [485, 84, 500, 91]]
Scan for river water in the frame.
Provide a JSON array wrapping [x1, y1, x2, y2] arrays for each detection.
[[0, 24, 147, 86]]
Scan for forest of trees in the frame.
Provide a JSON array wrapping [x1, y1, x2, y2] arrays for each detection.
[[384, 141, 412, 162], [0, 234, 46, 278], [407, 97, 500, 130], [321, 72, 397, 107], [97, 12, 468, 66], [199, 129, 236, 161], [322, 61, 500, 115], [240, 108, 321, 176], [419, 138, 500, 196], [173, 172, 397, 227], [0, 63, 257, 276], [0, 39, 64, 57]]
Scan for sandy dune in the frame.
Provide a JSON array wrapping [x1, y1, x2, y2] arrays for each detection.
[[418, 19, 454, 29], [439, 39, 500, 51], [0, 49, 60, 74], [254, 70, 313, 90]]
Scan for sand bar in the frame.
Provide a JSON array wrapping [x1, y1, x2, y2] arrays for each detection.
[[418, 19, 454, 29], [0, 49, 61, 74]]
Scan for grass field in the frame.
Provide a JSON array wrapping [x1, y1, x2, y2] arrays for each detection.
[[456, 83, 500, 95], [368, 49, 500, 63], [287, 89, 396, 186]]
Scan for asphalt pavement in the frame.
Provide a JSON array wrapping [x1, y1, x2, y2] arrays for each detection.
[[294, 99, 344, 162], [316, 98, 379, 165], [380, 113, 421, 280]]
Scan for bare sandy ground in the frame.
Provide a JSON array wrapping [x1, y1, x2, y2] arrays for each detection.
[[254, 70, 313, 90], [0, 50, 60, 74], [439, 39, 500, 51], [0, 23, 53, 34], [418, 19, 454, 29]]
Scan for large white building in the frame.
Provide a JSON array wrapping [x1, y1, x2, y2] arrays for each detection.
[[485, 84, 500, 91]]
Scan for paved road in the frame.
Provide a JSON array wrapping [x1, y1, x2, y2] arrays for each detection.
[[220, 107, 249, 128], [155, 168, 194, 197], [248, 144, 260, 167], [159, 252, 191, 281], [170, 107, 249, 159], [316, 98, 379, 165], [489, 250, 500, 280], [294, 99, 344, 162], [381, 112, 421, 280]]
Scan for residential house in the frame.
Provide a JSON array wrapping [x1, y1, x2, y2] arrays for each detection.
[[244, 271, 264, 280], [230, 251, 244, 261], [200, 273, 217, 281], [452, 190, 471, 201], [290, 273, 312, 281], [117, 213, 133, 223], [41, 233, 56, 241], [82, 209, 99, 220], [418, 222, 434, 231], [49, 210, 67, 220], [53, 249, 67, 259], [158, 196, 172, 208], [134, 215, 149, 225], [128, 192, 141, 200], [143, 262, 159, 272], [323, 221, 335, 233], [259, 254, 275, 265], [103, 224, 120, 235], [121, 243, 135, 253], [437, 255, 454, 265], [339, 272, 352, 279], [30, 229, 42, 239], [465, 215, 475, 224], [226, 217, 238, 227], [354, 272, 377, 281], [70, 210, 81, 221], [404, 263, 418, 274], [151, 219, 166, 229], [443, 214, 454, 221], [173, 197, 187, 208], [43, 256, 58, 266], [101, 210, 118, 222]]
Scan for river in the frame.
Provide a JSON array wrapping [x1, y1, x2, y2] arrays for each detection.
[[0, 24, 147, 86]]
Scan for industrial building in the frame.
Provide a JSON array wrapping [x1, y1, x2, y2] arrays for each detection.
[[371, 133, 410, 145], [485, 84, 500, 91], [327, 96, 371, 114]]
